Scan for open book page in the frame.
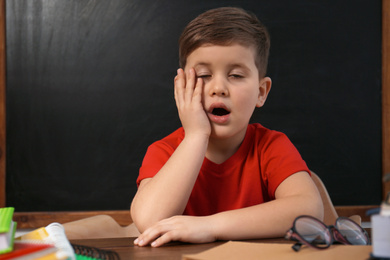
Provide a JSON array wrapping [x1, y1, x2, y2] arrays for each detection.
[[16, 223, 75, 260]]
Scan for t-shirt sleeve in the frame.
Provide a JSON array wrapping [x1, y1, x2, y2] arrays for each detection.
[[136, 141, 175, 186], [260, 131, 311, 199]]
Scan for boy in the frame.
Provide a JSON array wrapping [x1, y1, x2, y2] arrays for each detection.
[[131, 7, 323, 247]]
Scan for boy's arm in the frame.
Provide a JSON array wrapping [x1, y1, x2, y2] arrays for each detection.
[[130, 135, 208, 232], [131, 68, 210, 232], [211, 171, 324, 240], [134, 171, 324, 247]]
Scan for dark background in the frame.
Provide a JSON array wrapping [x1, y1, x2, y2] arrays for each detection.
[[5, 0, 382, 211]]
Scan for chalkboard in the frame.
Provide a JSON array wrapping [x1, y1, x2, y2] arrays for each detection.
[[5, 0, 382, 211]]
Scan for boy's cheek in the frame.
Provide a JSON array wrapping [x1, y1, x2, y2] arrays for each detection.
[[201, 98, 207, 110]]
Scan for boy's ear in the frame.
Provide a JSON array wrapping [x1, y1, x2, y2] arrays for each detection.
[[256, 77, 272, 108]]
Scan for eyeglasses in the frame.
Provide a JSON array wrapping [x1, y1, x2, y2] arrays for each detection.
[[285, 215, 370, 251]]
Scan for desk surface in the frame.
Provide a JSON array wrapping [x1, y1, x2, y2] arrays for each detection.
[[70, 236, 374, 260], [70, 237, 291, 260], [70, 229, 372, 260]]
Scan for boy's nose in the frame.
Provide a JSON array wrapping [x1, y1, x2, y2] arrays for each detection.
[[208, 77, 228, 96]]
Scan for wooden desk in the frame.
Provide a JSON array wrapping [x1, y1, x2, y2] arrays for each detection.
[[70, 237, 291, 260], [70, 229, 372, 260]]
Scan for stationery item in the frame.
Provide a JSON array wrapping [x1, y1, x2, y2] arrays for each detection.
[[0, 207, 17, 254], [182, 241, 372, 260], [370, 191, 390, 258], [17, 223, 119, 260], [16, 222, 75, 260], [0, 241, 56, 260], [71, 244, 120, 260], [371, 214, 390, 258], [379, 192, 390, 216]]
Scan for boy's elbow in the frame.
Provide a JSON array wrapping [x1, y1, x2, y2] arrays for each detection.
[[294, 192, 324, 222], [131, 200, 166, 233], [130, 203, 150, 233], [312, 198, 324, 221], [307, 193, 324, 221]]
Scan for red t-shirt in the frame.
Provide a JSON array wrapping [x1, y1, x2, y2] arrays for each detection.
[[137, 123, 310, 216]]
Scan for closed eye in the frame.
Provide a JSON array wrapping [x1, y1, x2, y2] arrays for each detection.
[[229, 74, 244, 79], [198, 75, 211, 79]]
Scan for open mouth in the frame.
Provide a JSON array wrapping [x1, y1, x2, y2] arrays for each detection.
[[208, 103, 231, 117], [208, 104, 231, 124], [212, 108, 230, 116]]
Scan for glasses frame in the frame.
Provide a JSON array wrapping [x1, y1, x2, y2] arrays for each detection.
[[285, 215, 370, 251]]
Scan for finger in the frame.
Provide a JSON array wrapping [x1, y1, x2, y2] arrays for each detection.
[[133, 237, 142, 245], [192, 77, 203, 103], [134, 223, 173, 247], [134, 230, 159, 247], [151, 231, 178, 247], [134, 233, 157, 247], [185, 68, 196, 102], [174, 68, 186, 107]]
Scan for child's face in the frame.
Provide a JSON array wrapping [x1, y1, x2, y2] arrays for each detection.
[[184, 44, 271, 140]]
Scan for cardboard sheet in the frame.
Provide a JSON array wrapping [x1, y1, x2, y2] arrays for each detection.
[[182, 241, 372, 260]]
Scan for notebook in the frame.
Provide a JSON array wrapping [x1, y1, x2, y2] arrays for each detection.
[[71, 244, 120, 260], [0, 207, 17, 254], [16, 222, 75, 260], [0, 241, 57, 260], [17, 223, 120, 260]]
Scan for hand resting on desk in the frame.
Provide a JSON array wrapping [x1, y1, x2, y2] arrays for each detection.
[[133, 172, 323, 247], [134, 215, 215, 247]]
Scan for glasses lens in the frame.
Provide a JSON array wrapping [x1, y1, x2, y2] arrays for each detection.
[[295, 217, 330, 248], [336, 218, 369, 245]]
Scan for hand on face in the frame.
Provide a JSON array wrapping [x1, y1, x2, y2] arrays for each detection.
[[133, 215, 216, 247], [174, 68, 211, 138]]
